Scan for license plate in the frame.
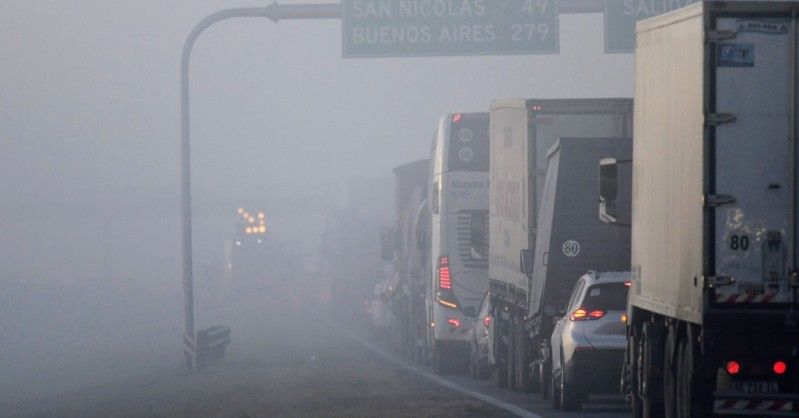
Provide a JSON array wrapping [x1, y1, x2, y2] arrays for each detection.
[[731, 380, 779, 394]]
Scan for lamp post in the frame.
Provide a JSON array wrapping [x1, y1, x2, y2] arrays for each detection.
[[179, 2, 340, 371]]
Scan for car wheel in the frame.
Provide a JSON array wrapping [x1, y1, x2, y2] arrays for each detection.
[[550, 362, 561, 409], [560, 368, 582, 412]]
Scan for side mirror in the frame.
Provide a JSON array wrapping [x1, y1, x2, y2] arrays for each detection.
[[462, 306, 477, 318], [543, 304, 566, 317], [520, 249, 534, 275], [380, 228, 397, 261], [599, 158, 619, 224]]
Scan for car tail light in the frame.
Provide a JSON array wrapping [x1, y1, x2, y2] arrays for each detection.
[[483, 315, 492, 327], [452, 113, 463, 123], [447, 317, 461, 328], [773, 360, 787, 375], [569, 308, 606, 321], [726, 360, 741, 375], [624, 281, 631, 287]]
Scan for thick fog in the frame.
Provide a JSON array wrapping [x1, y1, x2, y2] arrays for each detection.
[[0, 0, 632, 410]]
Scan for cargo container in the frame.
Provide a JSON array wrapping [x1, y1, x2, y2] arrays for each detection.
[[610, 2, 799, 416]]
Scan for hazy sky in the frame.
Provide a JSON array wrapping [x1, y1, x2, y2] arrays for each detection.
[[1, 0, 632, 198], [0, 1, 637, 404], [0, 0, 633, 282]]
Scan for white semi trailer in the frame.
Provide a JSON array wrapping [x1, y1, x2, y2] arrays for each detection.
[[608, 2, 799, 416]]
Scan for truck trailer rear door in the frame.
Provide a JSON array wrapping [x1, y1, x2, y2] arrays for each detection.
[[713, 16, 795, 304]]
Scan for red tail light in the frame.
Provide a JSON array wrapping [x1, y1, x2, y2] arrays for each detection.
[[452, 113, 463, 123], [726, 360, 741, 375], [624, 281, 631, 287], [773, 361, 787, 375], [569, 308, 606, 321], [438, 255, 451, 289], [439, 266, 452, 290], [435, 255, 458, 309], [447, 317, 461, 328], [483, 315, 492, 327]]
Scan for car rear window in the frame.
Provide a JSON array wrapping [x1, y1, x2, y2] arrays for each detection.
[[581, 283, 628, 311]]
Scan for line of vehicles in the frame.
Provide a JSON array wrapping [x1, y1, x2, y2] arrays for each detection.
[[369, 2, 799, 417]]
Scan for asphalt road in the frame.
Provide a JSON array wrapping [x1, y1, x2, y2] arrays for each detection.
[[1, 302, 631, 418]]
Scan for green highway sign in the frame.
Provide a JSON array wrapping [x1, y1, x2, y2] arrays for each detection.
[[342, 0, 559, 57], [604, 0, 697, 53]]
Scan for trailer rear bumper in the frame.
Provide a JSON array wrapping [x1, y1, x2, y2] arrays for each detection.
[[713, 391, 799, 417]]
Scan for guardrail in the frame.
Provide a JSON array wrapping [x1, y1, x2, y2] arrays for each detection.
[[183, 325, 231, 371]]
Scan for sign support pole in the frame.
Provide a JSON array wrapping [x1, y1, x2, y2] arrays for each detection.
[[180, 2, 339, 372]]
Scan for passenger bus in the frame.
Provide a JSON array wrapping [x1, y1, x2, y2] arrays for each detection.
[[425, 112, 490, 373]]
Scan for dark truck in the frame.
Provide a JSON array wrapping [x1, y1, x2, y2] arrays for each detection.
[[488, 97, 633, 393], [384, 159, 429, 360]]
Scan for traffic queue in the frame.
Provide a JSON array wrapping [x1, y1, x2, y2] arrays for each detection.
[[350, 2, 799, 417]]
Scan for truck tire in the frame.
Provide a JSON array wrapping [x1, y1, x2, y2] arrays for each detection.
[[629, 325, 643, 418], [676, 326, 710, 418], [506, 317, 517, 390], [662, 326, 678, 418], [497, 334, 509, 388], [496, 314, 510, 388], [539, 356, 550, 398], [497, 356, 509, 388], [513, 317, 534, 392], [641, 322, 664, 418]]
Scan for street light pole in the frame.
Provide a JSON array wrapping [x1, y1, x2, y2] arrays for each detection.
[[179, 2, 340, 372]]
